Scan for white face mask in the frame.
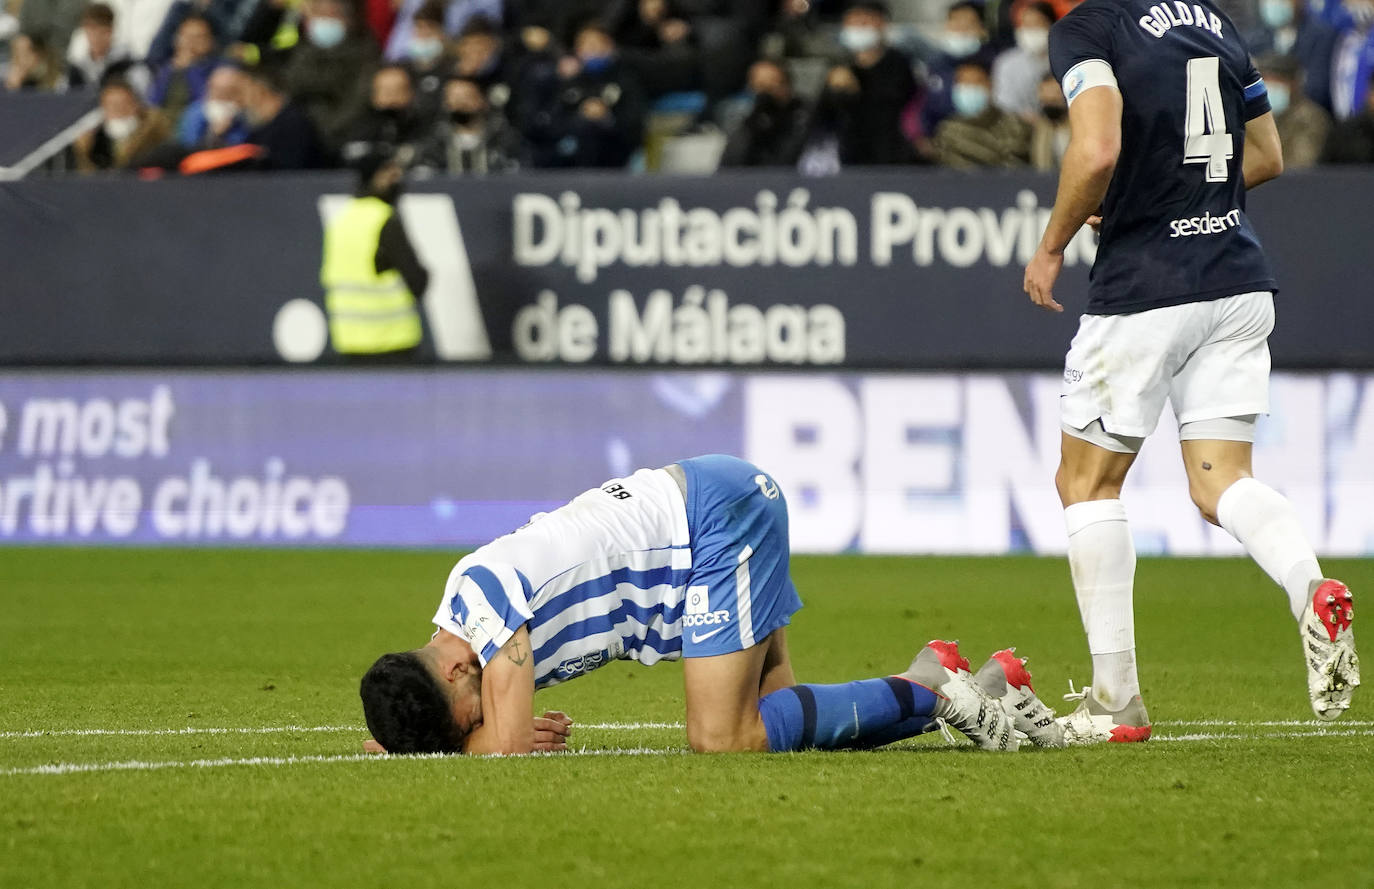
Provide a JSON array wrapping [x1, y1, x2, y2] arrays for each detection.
[[1015, 27, 1049, 55], [204, 99, 239, 128], [103, 115, 138, 141], [942, 32, 983, 58], [839, 25, 881, 53]]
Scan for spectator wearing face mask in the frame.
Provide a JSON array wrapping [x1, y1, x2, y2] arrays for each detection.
[[400, 1, 453, 123], [722, 59, 809, 167], [284, 0, 380, 150], [1255, 53, 1330, 168], [1028, 71, 1068, 170], [415, 75, 521, 172], [148, 13, 218, 123], [924, 1, 998, 135], [931, 59, 1029, 168], [524, 20, 647, 168], [1247, 0, 1338, 112], [991, 1, 1056, 119], [1322, 70, 1374, 162], [72, 78, 172, 171], [340, 65, 430, 166], [617, 0, 699, 98], [384, 0, 502, 61], [177, 62, 251, 150], [830, 1, 918, 165]]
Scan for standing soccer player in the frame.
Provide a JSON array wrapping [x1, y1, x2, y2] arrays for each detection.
[[1023, 0, 1359, 742]]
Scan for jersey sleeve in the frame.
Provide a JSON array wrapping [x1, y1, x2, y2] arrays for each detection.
[[432, 562, 536, 666], [1049, 4, 1121, 106], [1240, 59, 1272, 120]]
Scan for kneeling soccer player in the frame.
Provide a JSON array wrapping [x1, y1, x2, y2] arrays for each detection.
[[359, 454, 1064, 755]]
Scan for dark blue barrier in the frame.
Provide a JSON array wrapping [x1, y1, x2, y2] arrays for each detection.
[[1, 169, 1371, 368]]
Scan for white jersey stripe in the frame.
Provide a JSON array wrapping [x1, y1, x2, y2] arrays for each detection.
[[736, 544, 755, 649]]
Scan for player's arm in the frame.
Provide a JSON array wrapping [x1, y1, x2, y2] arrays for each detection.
[[462, 626, 538, 755], [1243, 111, 1283, 189], [1025, 82, 1122, 312]]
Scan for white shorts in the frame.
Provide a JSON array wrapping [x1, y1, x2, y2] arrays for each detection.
[[1060, 291, 1274, 445]]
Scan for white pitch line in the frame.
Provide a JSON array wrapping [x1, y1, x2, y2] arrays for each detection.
[[1157, 720, 1374, 727], [0, 747, 685, 777], [1157, 729, 1374, 742], [0, 722, 685, 740]]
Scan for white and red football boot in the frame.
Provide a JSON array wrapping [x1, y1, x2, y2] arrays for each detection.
[[1300, 579, 1360, 720], [898, 640, 1018, 751], [974, 649, 1065, 748], [1055, 683, 1152, 745]]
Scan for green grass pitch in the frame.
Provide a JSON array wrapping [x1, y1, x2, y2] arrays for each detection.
[[2, 548, 1371, 888]]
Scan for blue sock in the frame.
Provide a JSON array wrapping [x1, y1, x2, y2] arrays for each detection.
[[758, 677, 938, 751]]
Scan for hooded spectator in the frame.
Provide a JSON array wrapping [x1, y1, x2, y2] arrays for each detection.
[[72, 78, 172, 170], [617, 0, 699, 97]]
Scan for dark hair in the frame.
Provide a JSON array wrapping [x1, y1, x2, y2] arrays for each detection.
[[360, 651, 465, 754], [1022, 1, 1059, 24], [82, 3, 116, 28], [458, 14, 498, 38], [415, 0, 446, 27], [947, 0, 985, 19], [846, 1, 891, 17], [246, 60, 289, 95]]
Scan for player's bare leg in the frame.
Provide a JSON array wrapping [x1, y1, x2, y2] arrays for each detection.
[[683, 632, 776, 752], [1055, 428, 1153, 743], [1182, 435, 1360, 718], [757, 626, 796, 697]]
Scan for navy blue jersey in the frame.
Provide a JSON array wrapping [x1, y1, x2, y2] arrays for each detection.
[[1049, 0, 1277, 315]]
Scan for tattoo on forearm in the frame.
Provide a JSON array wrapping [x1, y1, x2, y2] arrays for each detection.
[[506, 639, 529, 667]]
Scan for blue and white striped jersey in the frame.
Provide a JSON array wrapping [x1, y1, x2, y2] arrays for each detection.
[[431, 467, 692, 689]]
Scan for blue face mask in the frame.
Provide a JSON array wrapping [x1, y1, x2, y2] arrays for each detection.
[[580, 54, 613, 74], [307, 17, 346, 49], [409, 36, 443, 64], [951, 82, 990, 117], [1267, 81, 1291, 114], [1259, 0, 1294, 28], [839, 26, 881, 53]]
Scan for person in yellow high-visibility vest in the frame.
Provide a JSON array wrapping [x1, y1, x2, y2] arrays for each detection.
[[320, 150, 429, 360]]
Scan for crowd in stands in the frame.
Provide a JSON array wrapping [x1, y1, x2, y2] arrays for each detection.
[[2, 0, 1373, 174]]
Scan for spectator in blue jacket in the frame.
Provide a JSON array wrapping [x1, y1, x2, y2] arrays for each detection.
[[178, 62, 250, 149], [148, 13, 218, 124], [1247, 0, 1339, 112]]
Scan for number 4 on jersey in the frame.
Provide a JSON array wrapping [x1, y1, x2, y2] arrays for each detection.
[[1184, 56, 1233, 182]]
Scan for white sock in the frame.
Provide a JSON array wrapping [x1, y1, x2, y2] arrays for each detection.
[[1215, 477, 1323, 621], [1065, 499, 1140, 709]]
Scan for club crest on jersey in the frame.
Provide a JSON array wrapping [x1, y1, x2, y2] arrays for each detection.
[[754, 474, 779, 500]]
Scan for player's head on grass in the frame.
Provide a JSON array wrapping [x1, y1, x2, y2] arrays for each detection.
[[359, 639, 482, 754]]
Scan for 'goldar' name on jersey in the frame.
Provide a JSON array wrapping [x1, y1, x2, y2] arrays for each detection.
[[1049, 0, 1276, 315]]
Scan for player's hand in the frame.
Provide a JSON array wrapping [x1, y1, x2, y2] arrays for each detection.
[[532, 710, 573, 752], [363, 737, 386, 754], [1023, 246, 1065, 313], [1087, 214, 1102, 234]]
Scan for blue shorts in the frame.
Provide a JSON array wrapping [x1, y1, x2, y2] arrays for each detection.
[[677, 454, 803, 658]]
